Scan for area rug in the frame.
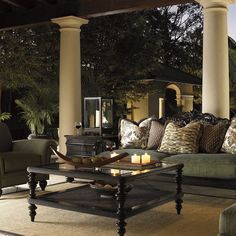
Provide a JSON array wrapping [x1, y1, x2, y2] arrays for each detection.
[[2, 174, 66, 195], [0, 182, 234, 236]]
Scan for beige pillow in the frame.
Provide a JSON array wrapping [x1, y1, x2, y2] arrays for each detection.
[[221, 117, 236, 154], [119, 118, 152, 149], [158, 122, 202, 154]]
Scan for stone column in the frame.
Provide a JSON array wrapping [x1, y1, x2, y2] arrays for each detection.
[[197, 0, 235, 118], [51, 16, 88, 153]]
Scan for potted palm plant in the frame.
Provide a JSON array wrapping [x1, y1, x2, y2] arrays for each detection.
[[0, 112, 11, 121], [15, 85, 58, 139]]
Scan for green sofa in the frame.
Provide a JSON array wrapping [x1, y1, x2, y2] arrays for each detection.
[[98, 112, 236, 235], [99, 112, 236, 196], [0, 122, 57, 196], [99, 149, 236, 180]]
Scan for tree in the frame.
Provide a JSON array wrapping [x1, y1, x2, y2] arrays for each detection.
[[148, 4, 203, 75], [81, 3, 203, 117], [229, 37, 236, 115], [0, 24, 59, 115], [0, 25, 59, 136]]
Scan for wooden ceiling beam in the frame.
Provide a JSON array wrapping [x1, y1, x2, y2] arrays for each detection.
[[36, 0, 57, 5], [78, 0, 194, 18], [0, 1, 78, 30], [0, 0, 194, 30], [1, 0, 36, 9], [1, 0, 25, 9], [36, 0, 49, 5], [0, 1, 11, 13]]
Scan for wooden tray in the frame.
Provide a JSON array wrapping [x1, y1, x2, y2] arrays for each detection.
[[50, 147, 129, 168], [105, 160, 162, 170]]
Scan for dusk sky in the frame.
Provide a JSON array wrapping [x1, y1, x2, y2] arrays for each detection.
[[229, 3, 236, 40]]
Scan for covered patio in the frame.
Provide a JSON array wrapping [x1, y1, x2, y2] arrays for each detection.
[[0, 0, 235, 152]]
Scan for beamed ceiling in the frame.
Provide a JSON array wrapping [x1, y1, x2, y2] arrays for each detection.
[[0, 0, 193, 30]]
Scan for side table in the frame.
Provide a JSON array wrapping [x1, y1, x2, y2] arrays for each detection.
[[65, 135, 105, 157], [65, 134, 118, 156]]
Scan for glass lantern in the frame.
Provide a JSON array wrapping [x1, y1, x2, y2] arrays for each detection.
[[84, 97, 113, 135]]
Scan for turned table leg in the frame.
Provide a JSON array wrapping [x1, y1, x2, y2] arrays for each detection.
[[28, 172, 37, 222], [116, 178, 127, 236], [39, 180, 47, 191], [175, 165, 184, 215], [66, 177, 74, 183]]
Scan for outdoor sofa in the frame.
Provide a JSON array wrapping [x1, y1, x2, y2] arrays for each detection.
[[99, 112, 236, 197], [0, 122, 57, 196]]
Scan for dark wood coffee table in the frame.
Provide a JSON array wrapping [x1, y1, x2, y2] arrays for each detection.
[[27, 161, 184, 236]]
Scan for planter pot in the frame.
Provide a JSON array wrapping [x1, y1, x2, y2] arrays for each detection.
[[28, 134, 51, 140]]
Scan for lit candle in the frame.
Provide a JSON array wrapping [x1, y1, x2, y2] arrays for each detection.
[[141, 153, 151, 164], [131, 154, 141, 164], [110, 152, 118, 158], [110, 169, 120, 176], [95, 110, 100, 127]]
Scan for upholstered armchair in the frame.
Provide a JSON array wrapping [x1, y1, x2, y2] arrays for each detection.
[[0, 122, 57, 196]]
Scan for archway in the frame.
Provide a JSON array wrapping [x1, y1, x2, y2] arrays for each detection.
[[165, 84, 181, 117], [166, 84, 181, 106]]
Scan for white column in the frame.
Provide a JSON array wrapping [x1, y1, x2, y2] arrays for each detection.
[[159, 98, 165, 118], [51, 16, 88, 154], [197, 0, 235, 118], [181, 95, 194, 112]]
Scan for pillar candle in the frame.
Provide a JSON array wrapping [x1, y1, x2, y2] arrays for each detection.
[[95, 110, 100, 127], [131, 154, 141, 164], [110, 152, 118, 158], [110, 169, 120, 176], [141, 153, 151, 164]]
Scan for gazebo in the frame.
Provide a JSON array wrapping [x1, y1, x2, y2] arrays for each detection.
[[0, 0, 235, 152]]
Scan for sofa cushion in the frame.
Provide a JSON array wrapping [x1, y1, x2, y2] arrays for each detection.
[[158, 122, 202, 154], [163, 153, 236, 179], [219, 203, 236, 236], [199, 121, 228, 153], [221, 117, 236, 154], [98, 149, 169, 162], [147, 120, 165, 150], [0, 123, 12, 152], [0, 152, 42, 174], [119, 118, 152, 149]]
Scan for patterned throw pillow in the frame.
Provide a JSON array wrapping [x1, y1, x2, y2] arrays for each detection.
[[147, 120, 165, 150], [221, 117, 236, 154], [199, 121, 228, 153], [119, 118, 152, 149], [158, 122, 202, 154]]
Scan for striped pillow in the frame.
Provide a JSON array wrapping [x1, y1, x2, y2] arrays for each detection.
[[158, 122, 202, 154]]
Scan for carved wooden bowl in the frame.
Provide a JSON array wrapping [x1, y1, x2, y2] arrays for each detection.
[[89, 180, 133, 198], [50, 147, 129, 168]]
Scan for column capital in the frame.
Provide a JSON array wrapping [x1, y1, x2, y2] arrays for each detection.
[[196, 0, 235, 8], [51, 16, 89, 30]]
